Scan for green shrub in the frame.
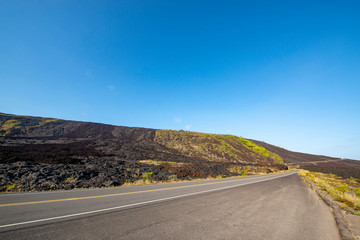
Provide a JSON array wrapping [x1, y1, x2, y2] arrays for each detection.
[[355, 187, 360, 197], [142, 172, 154, 181], [217, 174, 227, 178], [349, 176, 359, 182], [5, 182, 22, 192], [65, 177, 77, 183], [335, 183, 348, 194], [239, 170, 246, 175]]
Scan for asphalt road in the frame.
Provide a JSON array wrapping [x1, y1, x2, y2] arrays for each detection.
[[0, 170, 340, 239]]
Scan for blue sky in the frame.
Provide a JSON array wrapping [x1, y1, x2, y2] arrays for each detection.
[[1, 1, 360, 159]]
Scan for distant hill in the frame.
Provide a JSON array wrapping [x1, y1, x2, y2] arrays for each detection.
[[250, 139, 340, 164], [251, 139, 360, 180]]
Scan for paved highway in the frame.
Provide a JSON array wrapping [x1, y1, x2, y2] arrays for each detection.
[[0, 170, 339, 239]]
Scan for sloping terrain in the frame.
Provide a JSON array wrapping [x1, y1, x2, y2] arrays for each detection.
[[252, 139, 360, 180], [155, 130, 283, 164], [250, 139, 340, 164], [0, 113, 283, 165], [0, 113, 287, 191], [2, 112, 359, 191]]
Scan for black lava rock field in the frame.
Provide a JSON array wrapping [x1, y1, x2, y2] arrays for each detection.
[[7, 112, 358, 192]]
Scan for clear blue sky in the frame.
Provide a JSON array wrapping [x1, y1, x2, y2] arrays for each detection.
[[1, 1, 360, 160]]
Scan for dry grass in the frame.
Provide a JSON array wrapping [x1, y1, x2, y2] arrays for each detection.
[[0, 119, 20, 136], [121, 174, 219, 186], [122, 169, 289, 187], [139, 159, 187, 167], [227, 165, 281, 175], [298, 170, 360, 214], [154, 130, 283, 164], [38, 118, 58, 127]]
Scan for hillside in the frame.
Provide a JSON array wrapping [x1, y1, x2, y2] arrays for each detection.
[[0, 113, 283, 164], [251, 139, 360, 180], [1, 112, 359, 192]]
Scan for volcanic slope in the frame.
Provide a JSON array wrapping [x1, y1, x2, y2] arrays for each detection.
[[251, 139, 360, 180], [0, 112, 291, 191], [3, 112, 358, 191], [0, 112, 284, 165]]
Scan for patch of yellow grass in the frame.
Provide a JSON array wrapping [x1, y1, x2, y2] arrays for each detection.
[[0, 119, 20, 136], [227, 165, 279, 176], [38, 118, 58, 127], [122, 169, 289, 187], [139, 159, 187, 167], [298, 170, 360, 212], [1, 119, 20, 130]]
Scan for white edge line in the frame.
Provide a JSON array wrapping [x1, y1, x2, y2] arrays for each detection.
[[0, 171, 297, 229]]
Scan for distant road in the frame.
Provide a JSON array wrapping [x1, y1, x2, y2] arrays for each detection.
[[0, 170, 339, 240], [299, 159, 344, 165]]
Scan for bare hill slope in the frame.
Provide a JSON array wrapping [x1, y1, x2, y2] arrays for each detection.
[[0, 112, 287, 191], [1, 112, 358, 191], [0, 113, 283, 165]]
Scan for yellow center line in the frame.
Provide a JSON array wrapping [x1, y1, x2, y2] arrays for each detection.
[[0, 172, 287, 207]]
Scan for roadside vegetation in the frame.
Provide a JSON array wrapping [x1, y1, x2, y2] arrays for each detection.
[[126, 160, 286, 186], [139, 159, 187, 167], [298, 170, 360, 216], [121, 168, 286, 187], [227, 165, 279, 175], [4, 182, 22, 192]]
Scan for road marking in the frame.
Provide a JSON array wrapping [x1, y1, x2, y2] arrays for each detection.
[[0, 172, 292, 207], [0, 171, 296, 229]]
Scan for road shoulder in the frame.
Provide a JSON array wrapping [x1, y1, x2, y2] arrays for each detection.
[[300, 175, 358, 240]]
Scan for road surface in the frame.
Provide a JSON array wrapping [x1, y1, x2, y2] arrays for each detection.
[[0, 170, 340, 239]]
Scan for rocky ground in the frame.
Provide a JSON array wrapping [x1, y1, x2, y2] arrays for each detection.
[[0, 157, 170, 192], [4, 112, 359, 192], [0, 157, 287, 192], [0, 113, 290, 192]]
